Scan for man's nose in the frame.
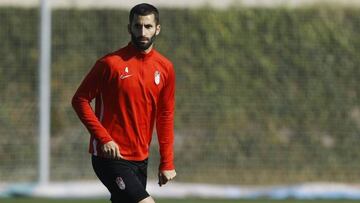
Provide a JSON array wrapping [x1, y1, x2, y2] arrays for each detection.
[[140, 26, 146, 36]]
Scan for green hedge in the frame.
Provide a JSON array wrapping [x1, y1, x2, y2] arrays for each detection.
[[1, 7, 360, 184]]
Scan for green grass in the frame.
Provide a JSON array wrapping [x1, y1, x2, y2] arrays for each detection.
[[1, 198, 360, 203]]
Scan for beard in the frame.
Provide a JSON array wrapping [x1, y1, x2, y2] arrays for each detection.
[[130, 31, 157, 51]]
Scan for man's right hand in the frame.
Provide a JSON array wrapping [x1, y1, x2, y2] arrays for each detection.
[[101, 141, 123, 160]]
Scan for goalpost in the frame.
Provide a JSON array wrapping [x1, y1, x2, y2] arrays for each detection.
[[38, 0, 51, 185]]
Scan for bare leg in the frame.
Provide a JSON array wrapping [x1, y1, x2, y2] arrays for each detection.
[[138, 196, 155, 203]]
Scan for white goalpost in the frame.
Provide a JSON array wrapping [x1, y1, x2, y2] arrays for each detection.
[[38, 0, 51, 185]]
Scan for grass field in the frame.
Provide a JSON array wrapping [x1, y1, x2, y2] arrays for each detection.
[[1, 198, 360, 203]]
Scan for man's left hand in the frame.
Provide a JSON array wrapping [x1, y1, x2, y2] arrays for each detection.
[[158, 169, 176, 186]]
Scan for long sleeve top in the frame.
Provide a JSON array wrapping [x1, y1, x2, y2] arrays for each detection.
[[72, 43, 175, 170]]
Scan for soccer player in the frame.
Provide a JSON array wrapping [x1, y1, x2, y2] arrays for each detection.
[[72, 3, 176, 203]]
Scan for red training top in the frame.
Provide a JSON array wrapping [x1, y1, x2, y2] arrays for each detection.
[[72, 43, 175, 170]]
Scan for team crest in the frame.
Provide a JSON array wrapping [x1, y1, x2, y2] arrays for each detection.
[[115, 177, 126, 190], [154, 70, 160, 85]]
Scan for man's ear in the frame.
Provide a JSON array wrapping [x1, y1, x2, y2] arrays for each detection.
[[155, 24, 161, 36]]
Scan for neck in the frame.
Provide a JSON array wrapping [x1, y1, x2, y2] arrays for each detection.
[[142, 44, 153, 54]]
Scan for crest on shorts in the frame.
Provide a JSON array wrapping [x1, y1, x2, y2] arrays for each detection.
[[154, 70, 160, 85], [115, 176, 126, 190]]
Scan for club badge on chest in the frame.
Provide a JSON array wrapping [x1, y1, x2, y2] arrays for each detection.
[[154, 70, 160, 85]]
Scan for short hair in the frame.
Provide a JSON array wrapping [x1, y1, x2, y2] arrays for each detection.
[[129, 3, 160, 25]]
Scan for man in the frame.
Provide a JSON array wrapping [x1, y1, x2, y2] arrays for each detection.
[[72, 3, 176, 203]]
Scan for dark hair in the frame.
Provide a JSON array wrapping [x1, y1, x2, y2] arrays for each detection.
[[129, 3, 159, 25]]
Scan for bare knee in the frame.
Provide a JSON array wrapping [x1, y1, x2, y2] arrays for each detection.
[[138, 196, 155, 203]]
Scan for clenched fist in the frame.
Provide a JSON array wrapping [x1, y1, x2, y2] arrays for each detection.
[[158, 169, 176, 186]]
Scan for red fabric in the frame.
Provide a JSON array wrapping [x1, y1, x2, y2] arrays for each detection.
[[72, 43, 175, 170]]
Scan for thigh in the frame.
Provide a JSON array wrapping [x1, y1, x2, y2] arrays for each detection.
[[133, 159, 148, 188], [92, 156, 150, 203]]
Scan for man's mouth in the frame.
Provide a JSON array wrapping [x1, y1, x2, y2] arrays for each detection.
[[138, 38, 149, 43]]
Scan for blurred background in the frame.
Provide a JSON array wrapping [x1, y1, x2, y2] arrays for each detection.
[[1, 0, 360, 200]]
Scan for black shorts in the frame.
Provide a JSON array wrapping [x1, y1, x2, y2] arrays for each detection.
[[92, 155, 150, 203]]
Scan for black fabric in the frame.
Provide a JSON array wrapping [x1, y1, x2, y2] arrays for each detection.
[[92, 155, 149, 203]]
